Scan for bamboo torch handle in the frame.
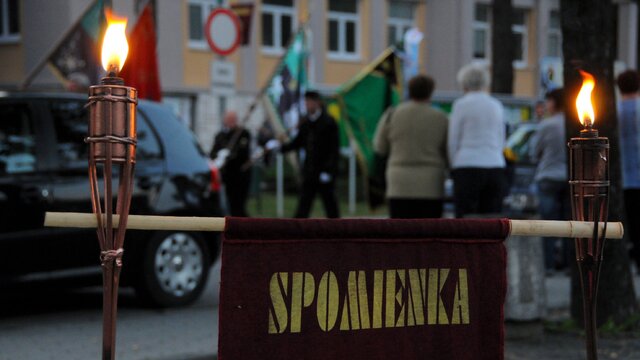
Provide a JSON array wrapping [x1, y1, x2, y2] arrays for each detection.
[[509, 219, 623, 239], [44, 212, 624, 239], [45, 212, 226, 232]]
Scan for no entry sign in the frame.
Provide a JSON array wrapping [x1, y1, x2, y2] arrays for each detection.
[[205, 8, 242, 56]]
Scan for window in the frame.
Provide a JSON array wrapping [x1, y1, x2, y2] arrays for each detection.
[[472, 4, 528, 67], [512, 9, 528, 67], [472, 4, 490, 60], [547, 9, 562, 57], [327, 0, 359, 60], [0, 103, 36, 174], [0, 0, 20, 43], [188, 0, 223, 50], [387, 0, 414, 46], [136, 112, 163, 160], [51, 100, 162, 166], [261, 0, 295, 54], [51, 100, 88, 167]]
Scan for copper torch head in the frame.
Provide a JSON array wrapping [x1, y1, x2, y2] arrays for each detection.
[[87, 81, 138, 164], [568, 135, 610, 239]]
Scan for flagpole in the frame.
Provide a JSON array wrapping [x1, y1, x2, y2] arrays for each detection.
[[21, 0, 102, 89], [219, 23, 310, 161], [332, 46, 397, 95], [240, 22, 310, 129]]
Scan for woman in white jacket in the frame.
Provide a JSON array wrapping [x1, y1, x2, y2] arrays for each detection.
[[448, 64, 506, 218]]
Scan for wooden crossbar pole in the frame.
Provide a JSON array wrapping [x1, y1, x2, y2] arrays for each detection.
[[43, 212, 624, 239]]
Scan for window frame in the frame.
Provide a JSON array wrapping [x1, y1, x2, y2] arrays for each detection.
[[472, 4, 490, 64], [471, 5, 529, 68], [261, 1, 296, 56], [187, 0, 224, 51], [0, 0, 20, 44], [547, 9, 562, 58], [387, 19, 413, 46], [511, 8, 528, 69], [387, 0, 414, 47], [327, 0, 360, 61]]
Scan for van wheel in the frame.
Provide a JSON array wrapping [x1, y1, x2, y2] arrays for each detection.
[[135, 231, 210, 307]]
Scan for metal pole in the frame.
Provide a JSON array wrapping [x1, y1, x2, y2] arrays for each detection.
[[348, 146, 356, 215], [276, 153, 284, 217]]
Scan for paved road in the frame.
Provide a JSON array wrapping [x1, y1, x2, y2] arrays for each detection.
[[0, 261, 222, 360], [1, 261, 638, 360]]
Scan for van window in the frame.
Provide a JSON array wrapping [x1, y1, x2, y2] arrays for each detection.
[[0, 104, 37, 174], [136, 112, 163, 160], [51, 101, 163, 166], [51, 100, 88, 167]]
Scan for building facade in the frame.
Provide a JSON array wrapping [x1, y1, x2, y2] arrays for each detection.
[[1, 0, 638, 150]]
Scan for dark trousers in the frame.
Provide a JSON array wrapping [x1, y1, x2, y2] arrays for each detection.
[[223, 172, 251, 217], [537, 179, 571, 270], [389, 198, 443, 219], [624, 189, 640, 268], [295, 177, 340, 218], [452, 167, 506, 218]]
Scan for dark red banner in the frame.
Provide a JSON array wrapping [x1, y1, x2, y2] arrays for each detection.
[[219, 218, 508, 360]]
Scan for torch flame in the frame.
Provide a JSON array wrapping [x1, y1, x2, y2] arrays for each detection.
[[101, 10, 128, 74], [576, 70, 596, 127]]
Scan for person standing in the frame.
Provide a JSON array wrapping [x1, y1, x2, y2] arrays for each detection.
[[448, 64, 506, 218], [211, 111, 251, 217], [373, 75, 448, 218], [616, 70, 640, 269], [271, 91, 341, 218], [530, 88, 570, 272]]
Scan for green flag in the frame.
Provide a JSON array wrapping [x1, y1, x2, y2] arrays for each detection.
[[262, 27, 308, 134], [326, 48, 403, 209]]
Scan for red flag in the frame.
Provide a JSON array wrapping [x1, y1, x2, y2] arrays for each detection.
[[120, 4, 162, 101]]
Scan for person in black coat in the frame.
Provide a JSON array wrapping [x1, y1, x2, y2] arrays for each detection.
[[211, 111, 251, 217], [275, 91, 341, 218]]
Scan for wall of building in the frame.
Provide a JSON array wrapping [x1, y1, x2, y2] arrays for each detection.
[[0, 44, 24, 85], [425, 0, 473, 92], [157, 0, 185, 92], [20, 0, 78, 88]]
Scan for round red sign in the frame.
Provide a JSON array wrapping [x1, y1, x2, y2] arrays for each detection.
[[205, 8, 242, 56]]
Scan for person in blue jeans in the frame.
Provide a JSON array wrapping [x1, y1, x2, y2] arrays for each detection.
[[616, 70, 640, 269], [530, 88, 571, 272]]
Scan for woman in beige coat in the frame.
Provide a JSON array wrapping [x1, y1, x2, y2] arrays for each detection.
[[373, 75, 449, 218]]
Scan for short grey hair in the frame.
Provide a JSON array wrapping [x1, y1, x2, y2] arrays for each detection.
[[456, 64, 490, 91]]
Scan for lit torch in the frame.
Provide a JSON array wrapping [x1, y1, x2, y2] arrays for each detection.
[[101, 11, 129, 77], [86, 10, 137, 360], [568, 70, 609, 360], [576, 70, 597, 132]]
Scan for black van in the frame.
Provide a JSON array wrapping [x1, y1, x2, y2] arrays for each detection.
[[0, 93, 221, 307]]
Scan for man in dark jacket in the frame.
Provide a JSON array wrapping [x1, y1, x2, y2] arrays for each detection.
[[277, 91, 341, 218], [211, 111, 251, 217]]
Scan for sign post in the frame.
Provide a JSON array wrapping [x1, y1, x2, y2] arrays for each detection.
[[205, 8, 242, 120]]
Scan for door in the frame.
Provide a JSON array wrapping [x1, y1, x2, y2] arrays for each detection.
[[0, 100, 54, 276]]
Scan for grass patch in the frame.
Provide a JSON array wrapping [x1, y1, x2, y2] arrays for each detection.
[[544, 318, 581, 334], [544, 315, 640, 337], [246, 192, 388, 218], [599, 314, 640, 336]]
